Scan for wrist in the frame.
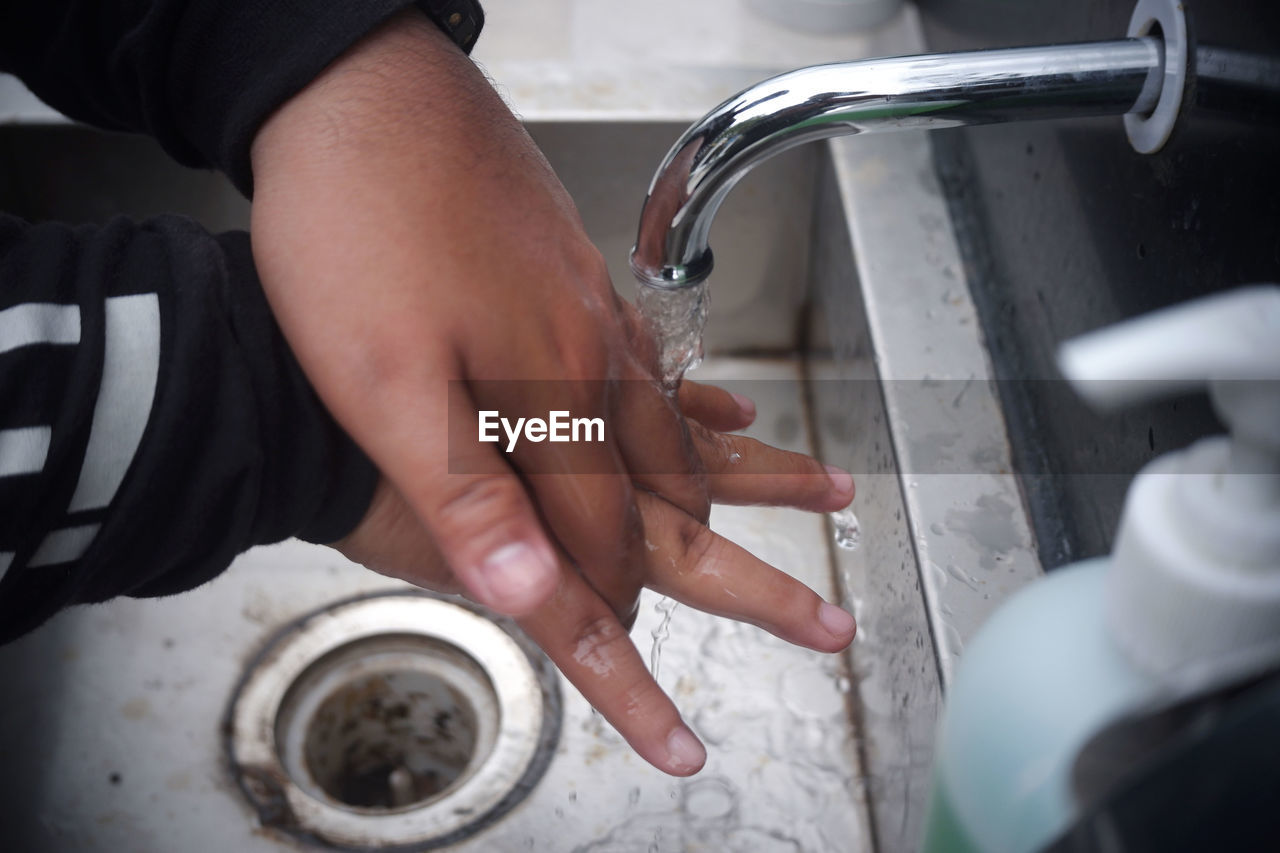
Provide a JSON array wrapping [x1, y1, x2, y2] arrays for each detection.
[[249, 8, 477, 187]]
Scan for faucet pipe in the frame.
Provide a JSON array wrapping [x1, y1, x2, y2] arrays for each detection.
[[631, 38, 1166, 290]]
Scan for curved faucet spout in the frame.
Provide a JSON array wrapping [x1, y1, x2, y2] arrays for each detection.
[[630, 39, 1163, 290]]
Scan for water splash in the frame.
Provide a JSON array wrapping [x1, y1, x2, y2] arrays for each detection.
[[650, 596, 679, 679], [636, 280, 709, 390], [945, 563, 981, 592], [829, 507, 861, 551]]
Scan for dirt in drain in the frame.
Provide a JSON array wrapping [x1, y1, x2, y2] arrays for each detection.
[[340, 759, 449, 808], [305, 671, 480, 810]]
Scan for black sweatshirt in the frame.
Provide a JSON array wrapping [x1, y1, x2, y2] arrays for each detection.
[[0, 1, 485, 643]]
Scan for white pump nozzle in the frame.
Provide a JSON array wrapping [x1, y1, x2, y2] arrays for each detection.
[[1057, 285, 1280, 688], [1060, 285, 1280, 482]]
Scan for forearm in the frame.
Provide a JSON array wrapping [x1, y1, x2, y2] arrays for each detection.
[[0, 214, 377, 643], [0, 1, 483, 196]]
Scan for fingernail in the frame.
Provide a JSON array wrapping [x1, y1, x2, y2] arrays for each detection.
[[730, 392, 756, 420], [824, 464, 855, 496], [818, 602, 856, 638], [666, 726, 706, 773], [478, 543, 555, 613]]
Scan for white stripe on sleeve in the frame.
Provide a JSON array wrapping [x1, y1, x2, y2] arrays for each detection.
[[28, 524, 102, 568], [0, 303, 81, 353], [68, 294, 160, 512], [0, 426, 52, 478]]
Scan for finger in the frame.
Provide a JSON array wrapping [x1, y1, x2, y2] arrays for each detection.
[[519, 569, 707, 777], [385, 379, 559, 616], [637, 491, 856, 652], [614, 362, 710, 524], [520, 460, 646, 626], [678, 380, 755, 432], [472, 374, 647, 625], [687, 420, 855, 511]]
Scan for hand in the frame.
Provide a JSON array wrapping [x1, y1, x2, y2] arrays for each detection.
[[335, 381, 857, 776], [250, 9, 711, 626]]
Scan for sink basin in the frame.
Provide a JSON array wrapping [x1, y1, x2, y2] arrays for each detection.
[[0, 98, 1039, 852]]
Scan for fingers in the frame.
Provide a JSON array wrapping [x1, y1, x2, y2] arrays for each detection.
[[471, 372, 647, 625], [519, 568, 707, 777], [678, 380, 756, 432], [384, 380, 560, 616], [521, 461, 646, 626], [636, 491, 857, 652], [517, 488, 854, 780], [336, 480, 703, 776], [673, 380, 852, 511], [613, 365, 711, 524], [686, 420, 856, 512]]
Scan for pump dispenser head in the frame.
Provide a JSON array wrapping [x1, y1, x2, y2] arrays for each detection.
[[1059, 286, 1280, 688]]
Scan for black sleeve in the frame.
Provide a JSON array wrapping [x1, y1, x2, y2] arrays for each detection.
[[0, 0, 484, 196], [0, 213, 379, 643]]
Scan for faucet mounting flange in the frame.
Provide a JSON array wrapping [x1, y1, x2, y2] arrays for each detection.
[[1125, 0, 1191, 154]]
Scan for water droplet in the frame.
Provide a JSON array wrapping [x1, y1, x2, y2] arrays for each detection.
[[945, 563, 981, 592], [780, 667, 845, 717], [829, 508, 861, 551], [727, 451, 742, 465], [929, 521, 946, 536], [943, 621, 966, 658], [683, 776, 737, 821]]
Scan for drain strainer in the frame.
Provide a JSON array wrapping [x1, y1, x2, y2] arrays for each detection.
[[226, 591, 560, 850]]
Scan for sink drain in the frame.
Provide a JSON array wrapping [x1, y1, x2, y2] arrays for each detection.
[[226, 591, 560, 850]]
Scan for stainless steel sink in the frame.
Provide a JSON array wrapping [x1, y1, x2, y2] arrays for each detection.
[[0, 100, 1041, 851]]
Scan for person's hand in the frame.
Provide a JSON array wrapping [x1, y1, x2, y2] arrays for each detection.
[[334, 381, 857, 776], [250, 9, 713, 627]]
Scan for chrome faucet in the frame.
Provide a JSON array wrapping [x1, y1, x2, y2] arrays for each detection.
[[631, 0, 1191, 292]]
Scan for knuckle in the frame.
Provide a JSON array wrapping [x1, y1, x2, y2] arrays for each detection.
[[568, 612, 633, 670], [568, 240, 612, 285], [672, 513, 720, 576], [551, 324, 614, 382], [434, 475, 525, 535], [618, 675, 672, 722], [692, 424, 735, 473]]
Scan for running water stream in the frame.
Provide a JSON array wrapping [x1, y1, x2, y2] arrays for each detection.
[[635, 280, 709, 391], [650, 596, 679, 680], [635, 280, 705, 674], [635, 278, 860, 562], [635, 278, 859, 680]]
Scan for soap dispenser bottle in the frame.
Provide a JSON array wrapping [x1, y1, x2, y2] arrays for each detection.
[[922, 286, 1280, 853]]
